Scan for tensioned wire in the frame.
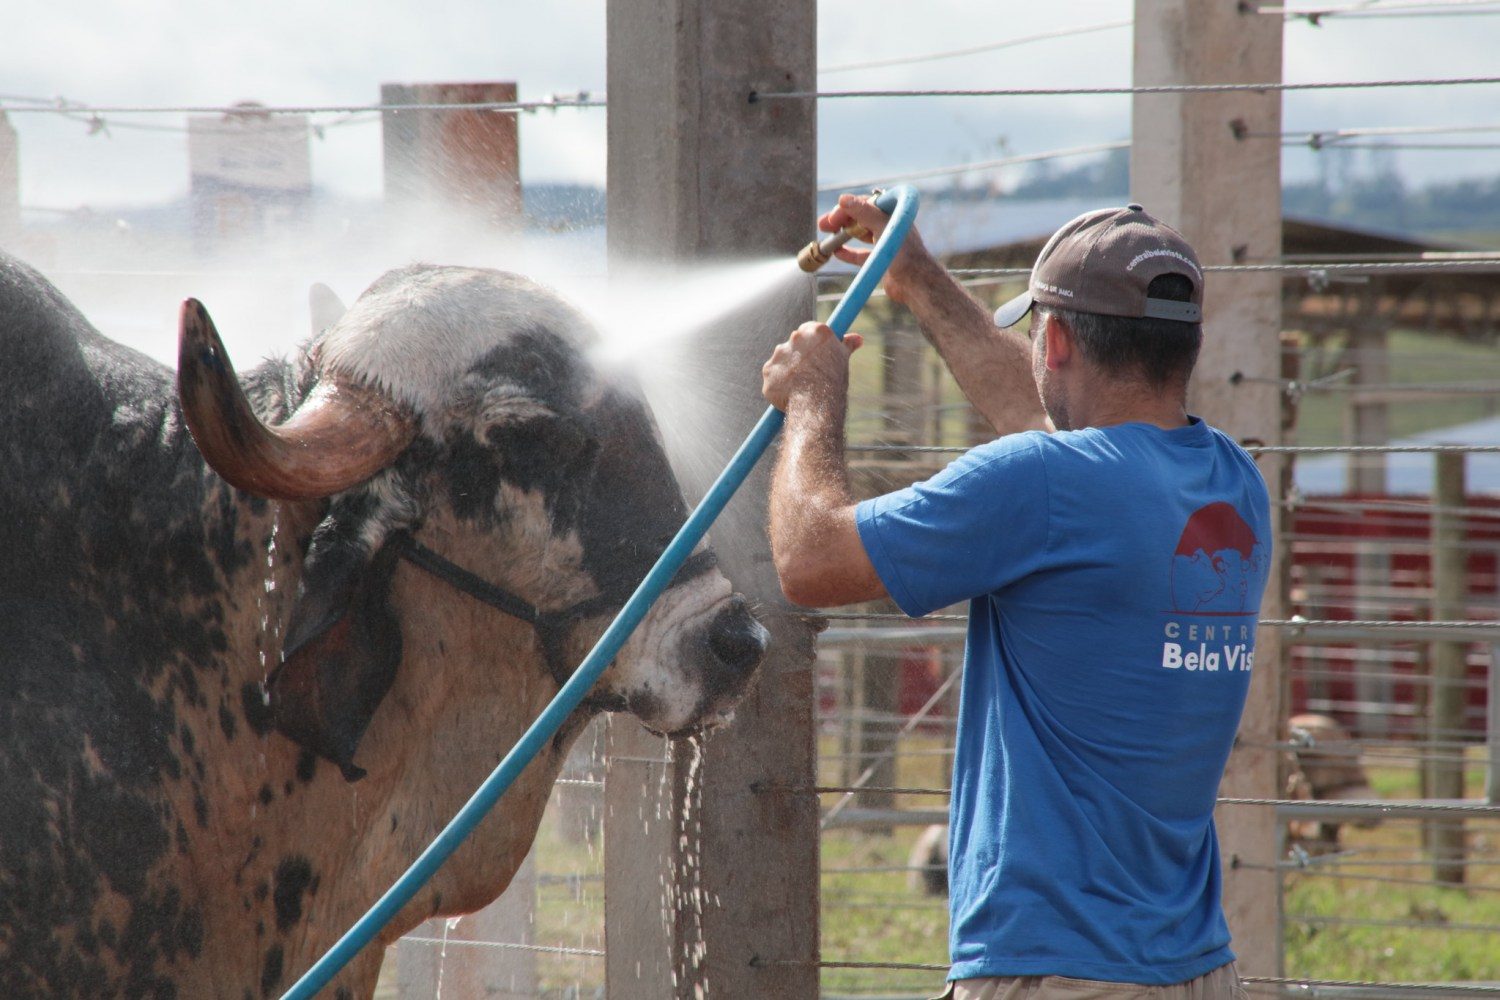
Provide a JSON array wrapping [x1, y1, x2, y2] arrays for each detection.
[[937, 260, 1500, 278], [815, 258, 1500, 304], [0, 97, 604, 116], [752, 955, 1500, 993], [750, 75, 1500, 103], [816, 612, 1500, 630], [1259, 0, 1500, 18], [810, 715, 1494, 744], [401, 937, 603, 958], [820, 129, 1500, 191], [31, 80, 1487, 996], [812, 727, 1497, 764], [844, 443, 1500, 455], [766, 784, 1500, 816]]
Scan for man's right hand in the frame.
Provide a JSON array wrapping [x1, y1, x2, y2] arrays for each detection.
[[761, 322, 863, 413], [817, 193, 940, 305]]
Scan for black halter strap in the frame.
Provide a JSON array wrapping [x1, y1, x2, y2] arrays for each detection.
[[389, 532, 719, 687]]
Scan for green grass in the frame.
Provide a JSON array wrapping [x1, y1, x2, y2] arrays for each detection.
[[1293, 328, 1500, 447], [816, 740, 1500, 994], [817, 732, 953, 996], [1285, 874, 1500, 984], [821, 828, 950, 997], [1283, 751, 1500, 986]]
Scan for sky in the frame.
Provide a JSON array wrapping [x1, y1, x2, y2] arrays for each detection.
[[2, 0, 1499, 212]]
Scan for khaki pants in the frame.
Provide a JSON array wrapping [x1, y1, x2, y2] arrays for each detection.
[[931, 962, 1246, 1000]]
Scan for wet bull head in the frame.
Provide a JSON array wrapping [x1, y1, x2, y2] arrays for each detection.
[[177, 265, 769, 781]]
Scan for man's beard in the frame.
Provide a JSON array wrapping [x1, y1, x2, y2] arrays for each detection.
[[1033, 341, 1071, 431], [1042, 385, 1072, 431]]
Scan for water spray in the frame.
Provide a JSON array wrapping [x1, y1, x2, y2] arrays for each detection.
[[281, 183, 919, 1000]]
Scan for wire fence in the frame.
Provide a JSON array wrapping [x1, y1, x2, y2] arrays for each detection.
[[12, 16, 1500, 1000], [0, 94, 604, 117], [751, 75, 1500, 103], [815, 314, 1500, 992]]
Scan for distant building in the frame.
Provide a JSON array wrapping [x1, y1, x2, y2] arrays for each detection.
[[187, 103, 311, 254]]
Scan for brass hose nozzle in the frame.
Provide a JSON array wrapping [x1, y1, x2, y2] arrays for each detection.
[[796, 223, 876, 273]]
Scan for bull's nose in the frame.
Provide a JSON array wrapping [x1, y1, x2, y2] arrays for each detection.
[[707, 599, 767, 672]]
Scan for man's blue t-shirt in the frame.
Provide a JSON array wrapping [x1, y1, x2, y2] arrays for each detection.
[[855, 417, 1271, 985]]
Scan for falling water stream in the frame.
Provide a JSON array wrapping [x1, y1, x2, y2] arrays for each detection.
[[254, 508, 283, 797], [432, 915, 461, 1000], [674, 732, 711, 999], [257, 507, 282, 685]]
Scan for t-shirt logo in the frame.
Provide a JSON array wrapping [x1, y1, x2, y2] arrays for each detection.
[[1169, 501, 1268, 614]]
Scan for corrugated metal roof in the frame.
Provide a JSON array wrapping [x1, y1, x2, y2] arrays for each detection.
[[1296, 415, 1500, 496]]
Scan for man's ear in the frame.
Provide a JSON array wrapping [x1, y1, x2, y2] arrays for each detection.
[[1042, 313, 1074, 372]]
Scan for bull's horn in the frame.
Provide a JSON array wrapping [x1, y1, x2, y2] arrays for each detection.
[[177, 298, 417, 501]]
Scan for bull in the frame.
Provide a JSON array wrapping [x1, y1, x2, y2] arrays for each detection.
[[1285, 712, 1380, 854], [0, 253, 768, 998]]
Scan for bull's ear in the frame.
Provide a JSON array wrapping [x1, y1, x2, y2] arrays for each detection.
[[269, 497, 405, 782], [309, 283, 347, 335]]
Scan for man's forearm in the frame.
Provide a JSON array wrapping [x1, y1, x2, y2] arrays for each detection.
[[898, 255, 1047, 435], [762, 323, 888, 608], [771, 388, 854, 565]]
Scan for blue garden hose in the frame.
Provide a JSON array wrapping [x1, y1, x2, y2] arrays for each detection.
[[281, 183, 918, 999]]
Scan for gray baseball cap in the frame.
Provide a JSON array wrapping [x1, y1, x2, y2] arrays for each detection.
[[993, 204, 1204, 328]]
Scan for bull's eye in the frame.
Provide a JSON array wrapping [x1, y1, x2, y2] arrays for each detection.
[[485, 415, 598, 498]]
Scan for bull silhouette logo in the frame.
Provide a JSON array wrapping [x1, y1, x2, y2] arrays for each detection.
[[1170, 502, 1266, 614]]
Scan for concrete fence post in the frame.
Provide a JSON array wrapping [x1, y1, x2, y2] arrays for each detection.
[[1131, 0, 1285, 975], [604, 1, 819, 996], [1427, 451, 1468, 883]]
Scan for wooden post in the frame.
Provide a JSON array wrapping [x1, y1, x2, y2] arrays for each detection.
[[1345, 295, 1395, 737], [1427, 452, 1468, 883], [839, 650, 858, 788], [604, 1, 819, 997], [1278, 332, 1301, 750], [884, 318, 925, 448], [1131, 0, 1285, 976], [854, 647, 897, 829], [1344, 292, 1390, 495], [1488, 643, 1500, 807]]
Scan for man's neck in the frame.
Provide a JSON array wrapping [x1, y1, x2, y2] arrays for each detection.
[[1068, 379, 1189, 431]]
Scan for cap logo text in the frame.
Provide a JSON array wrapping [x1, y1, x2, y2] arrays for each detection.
[[1126, 247, 1202, 280]]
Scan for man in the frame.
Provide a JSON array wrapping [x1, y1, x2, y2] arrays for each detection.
[[763, 195, 1271, 1000]]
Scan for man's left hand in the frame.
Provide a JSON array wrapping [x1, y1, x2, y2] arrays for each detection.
[[762, 322, 863, 412]]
